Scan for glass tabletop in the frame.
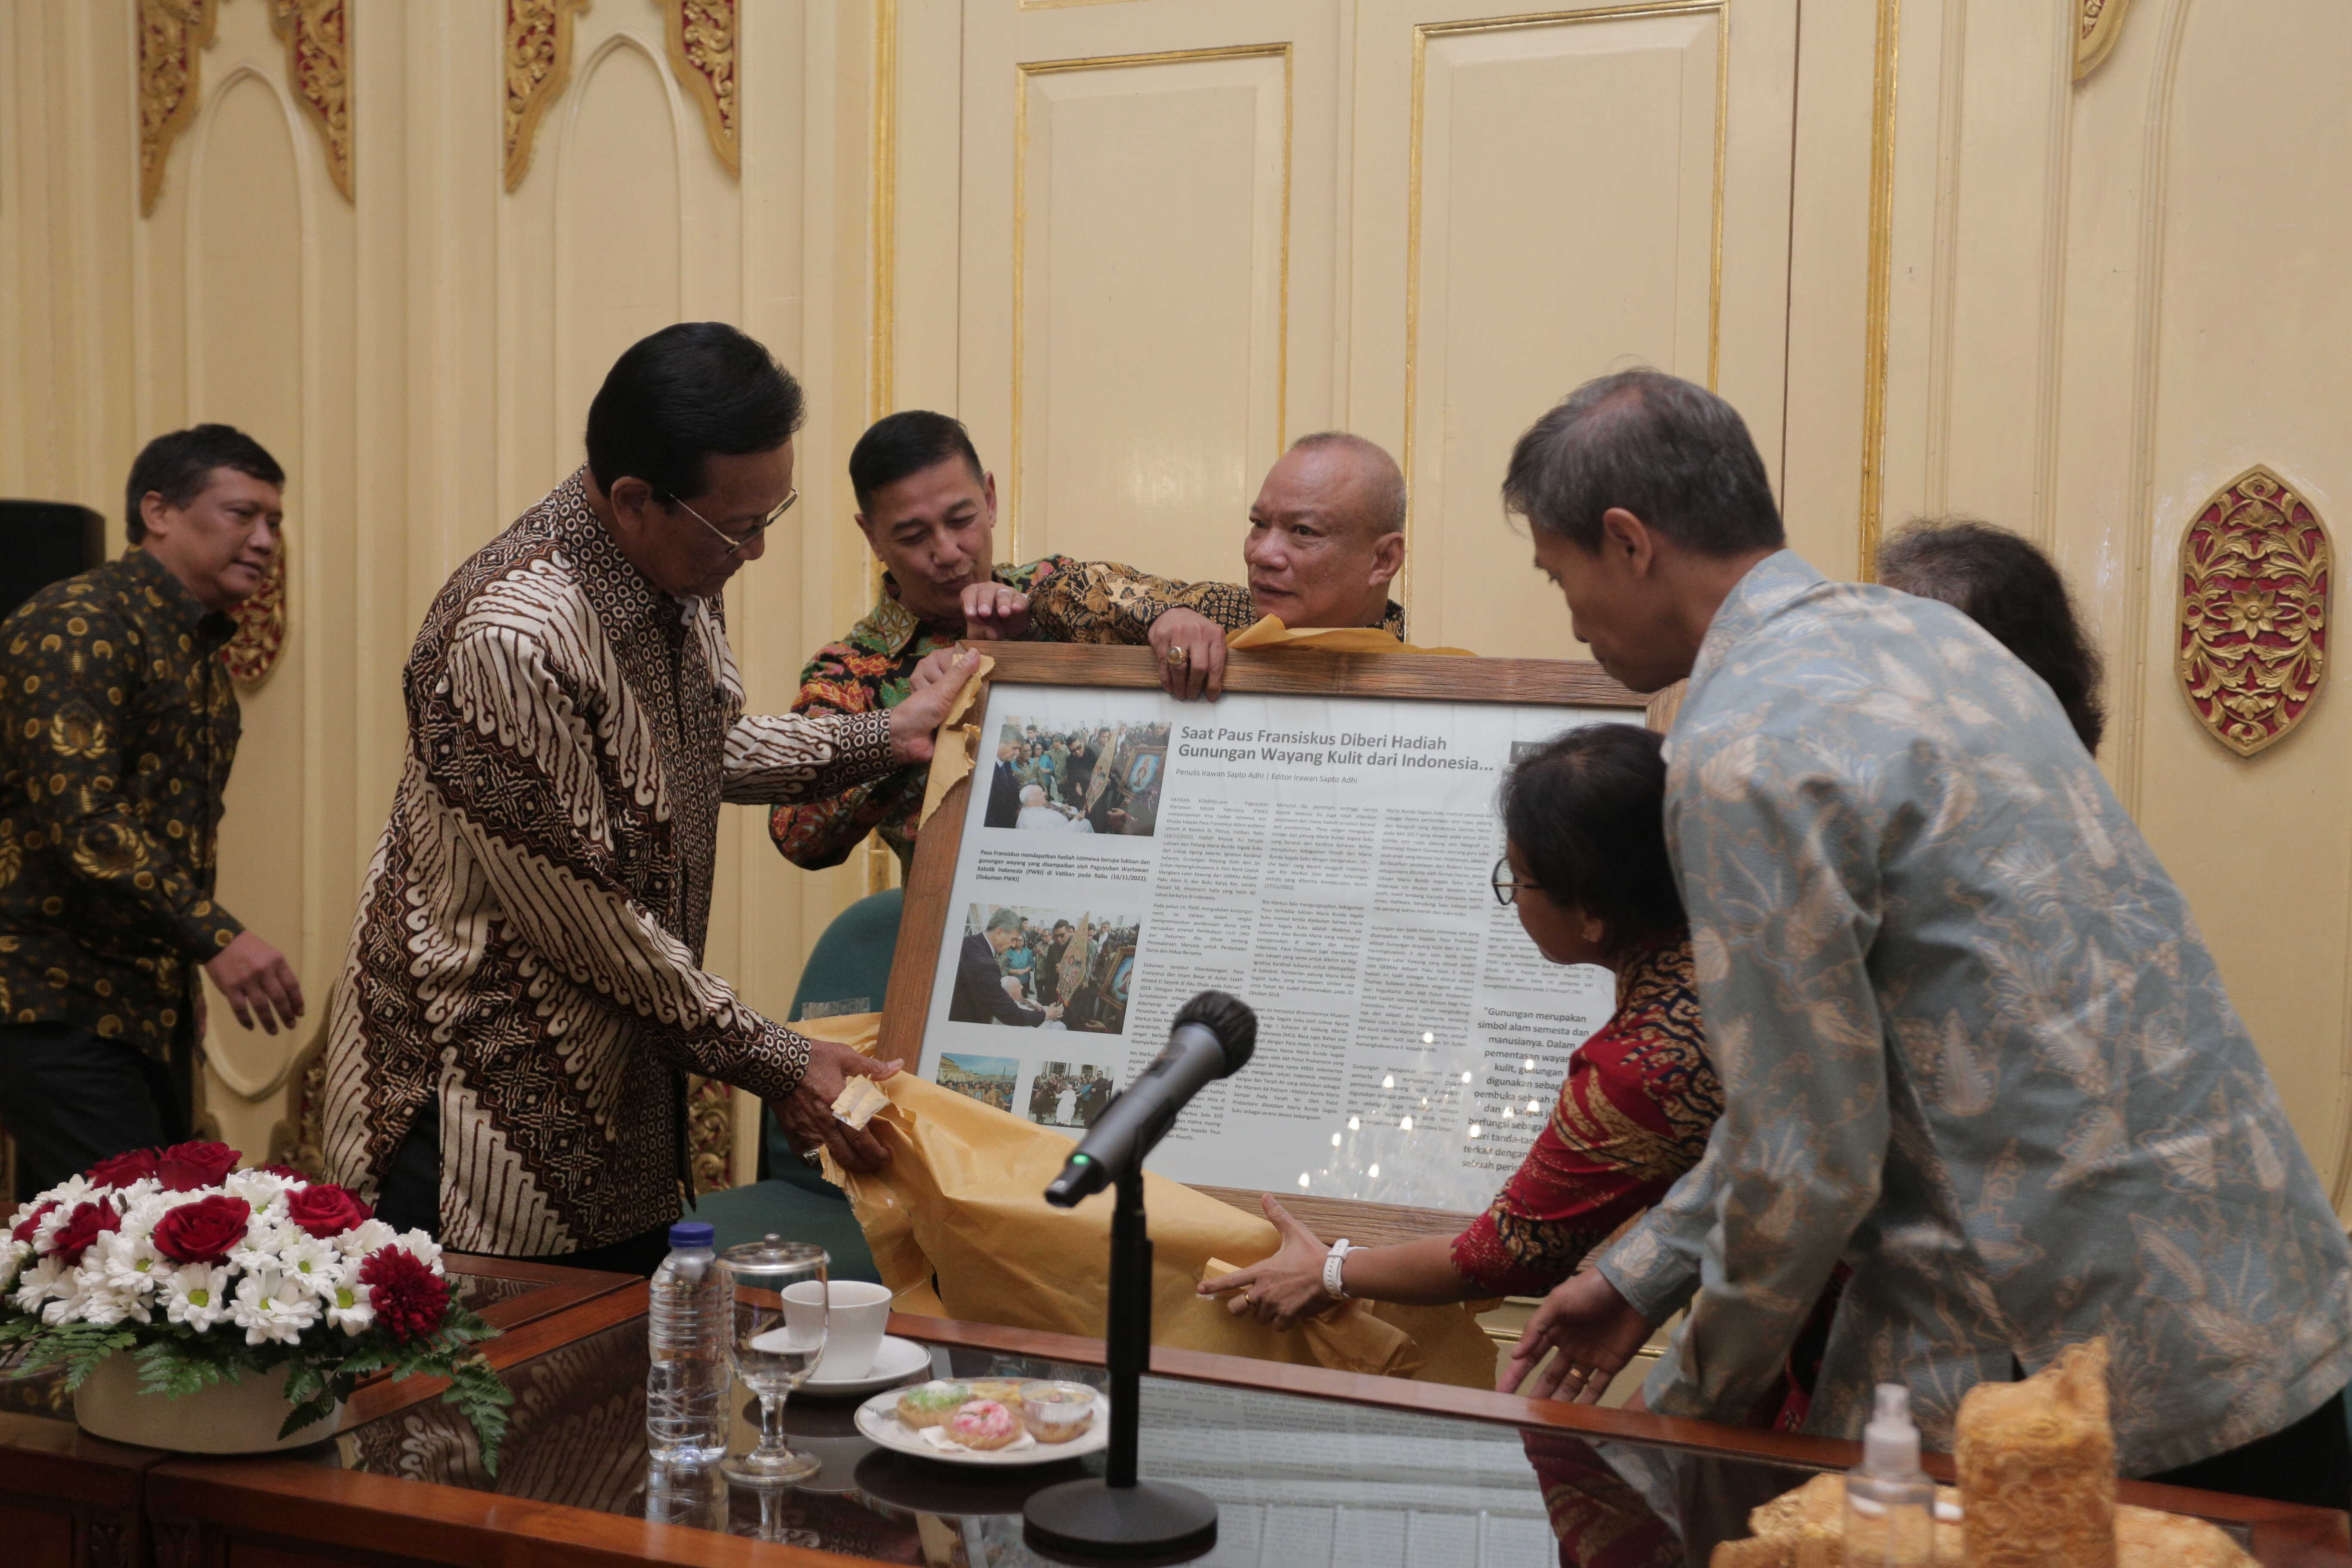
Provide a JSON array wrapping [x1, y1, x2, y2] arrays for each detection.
[[323, 1311, 1835, 1566]]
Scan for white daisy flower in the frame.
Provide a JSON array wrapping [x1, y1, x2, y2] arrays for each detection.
[[324, 1279, 375, 1336], [230, 1267, 320, 1346], [224, 1168, 294, 1215], [279, 1234, 346, 1298], [98, 1229, 166, 1296], [391, 1228, 444, 1271], [335, 1219, 398, 1260], [229, 1219, 298, 1277], [33, 1175, 92, 1210], [10, 1255, 66, 1315], [74, 1279, 151, 1327], [161, 1262, 232, 1332], [40, 1264, 106, 1326]]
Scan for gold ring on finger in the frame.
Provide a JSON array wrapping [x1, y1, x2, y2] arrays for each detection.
[[1166, 645, 1190, 668]]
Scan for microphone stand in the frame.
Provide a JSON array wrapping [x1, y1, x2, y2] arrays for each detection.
[[1022, 1164, 1219, 1560]]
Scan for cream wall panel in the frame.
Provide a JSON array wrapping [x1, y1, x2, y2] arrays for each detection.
[[1009, 48, 1290, 579], [2132, 0, 2352, 1197], [1398, 7, 1723, 658], [940, 0, 1344, 588]]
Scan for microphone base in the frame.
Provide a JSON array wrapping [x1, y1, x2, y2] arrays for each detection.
[[1022, 1477, 1218, 1562]]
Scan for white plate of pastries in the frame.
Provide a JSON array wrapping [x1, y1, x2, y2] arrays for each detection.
[[854, 1377, 1111, 1467]]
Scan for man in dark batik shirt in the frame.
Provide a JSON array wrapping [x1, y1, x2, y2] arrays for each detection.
[[0, 425, 305, 1200], [770, 410, 1252, 873]]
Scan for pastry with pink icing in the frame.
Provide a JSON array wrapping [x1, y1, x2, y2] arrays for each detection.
[[946, 1398, 1021, 1451]]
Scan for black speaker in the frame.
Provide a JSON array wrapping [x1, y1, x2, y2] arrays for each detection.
[[0, 500, 107, 620]]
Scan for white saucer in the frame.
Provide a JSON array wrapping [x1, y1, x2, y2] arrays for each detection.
[[853, 1388, 1110, 1467], [796, 1334, 934, 1396]]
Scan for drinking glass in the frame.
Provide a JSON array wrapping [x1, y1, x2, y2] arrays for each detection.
[[717, 1238, 828, 1486]]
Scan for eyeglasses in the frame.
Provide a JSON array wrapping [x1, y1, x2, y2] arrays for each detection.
[[670, 487, 799, 557], [1492, 855, 1541, 907]]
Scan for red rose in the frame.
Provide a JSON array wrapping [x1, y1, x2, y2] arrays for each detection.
[[156, 1141, 242, 1193], [358, 1246, 449, 1342], [86, 1148, 161, 1188], [284, 1183, 372, 1239], [151, 1194, 252, 1265], [49, 1200, 121, 1265], [10, 1201, 57, 1246]]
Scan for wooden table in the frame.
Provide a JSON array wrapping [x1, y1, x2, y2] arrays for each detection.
[[5, 1257, 2345, 1567]]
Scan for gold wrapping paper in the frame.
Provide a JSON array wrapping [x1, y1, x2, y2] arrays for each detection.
[[799, 1014, 1498, 1386], [1226, 614, 1474, 657]]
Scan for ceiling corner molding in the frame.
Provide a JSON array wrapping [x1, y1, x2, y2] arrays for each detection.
[[504, 0, 594, 192], [138, 0, 220, 216], [2075, 0, 2133, 82], [267, 0, 352, 201], [2177, 466, 2331, 757], [661, 1, 740, 177]]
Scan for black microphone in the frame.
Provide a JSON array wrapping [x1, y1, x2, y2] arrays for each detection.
[[1043, 991, 1256, 1207]]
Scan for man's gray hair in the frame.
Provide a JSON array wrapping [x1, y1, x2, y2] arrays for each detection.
[[985, 908, 1025, 934], [1501, 370, 1783, 556], [1289, 431, 1406, 537]]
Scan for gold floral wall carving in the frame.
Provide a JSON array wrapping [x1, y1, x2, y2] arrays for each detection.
[[138, 0, 219, 216], [267, 0, 352, 201], [687, 1073, 738, 1194], [223, 542, 290, 687], [2075, 0, 2134, 82], [505, 0, 594, 192], [662, 1, 740, 177], [2177, 466, 2330, 757]]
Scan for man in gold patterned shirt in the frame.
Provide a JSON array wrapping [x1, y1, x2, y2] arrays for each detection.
[[960, 431, 1409, 700], [0, 425, 304, 1200]]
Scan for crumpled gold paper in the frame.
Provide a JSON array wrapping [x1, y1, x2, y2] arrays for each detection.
[[800, 1014, 1499, 1387], [1226, 614, 1475, 657]]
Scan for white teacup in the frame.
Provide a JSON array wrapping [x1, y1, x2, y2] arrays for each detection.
[[782, 1279, 893, 1381]]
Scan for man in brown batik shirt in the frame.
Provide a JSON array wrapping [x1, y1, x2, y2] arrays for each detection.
[[0, 425, 304, 1200]]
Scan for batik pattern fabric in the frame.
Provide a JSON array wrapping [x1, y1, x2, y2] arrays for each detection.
[[1448, 937, 1718, 1298], [322, 470, 897, 1256], [0, 548, 241, 1059], [767, 558, 1258, 871], [1595, 549, 2352, 1476]]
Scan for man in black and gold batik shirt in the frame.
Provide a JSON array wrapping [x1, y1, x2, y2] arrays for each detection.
[[770, 410, 1254, 873], [0, 425, 304, 1200]]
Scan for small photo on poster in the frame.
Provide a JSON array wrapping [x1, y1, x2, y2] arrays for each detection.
[[936, 1052, 1019, 1113], [949, 904, 1142, 1035], [981, 716, 1171, 837], [1027, 1059, 1117, 1131]]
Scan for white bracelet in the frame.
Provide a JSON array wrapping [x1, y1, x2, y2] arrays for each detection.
[[1323, 1238, 1354, 1300]]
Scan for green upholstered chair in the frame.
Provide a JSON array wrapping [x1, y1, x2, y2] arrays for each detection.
[[689, 888, 904, 1280]]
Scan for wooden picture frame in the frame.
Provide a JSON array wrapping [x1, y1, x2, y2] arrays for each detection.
[[882, 641, 1667, 1241]]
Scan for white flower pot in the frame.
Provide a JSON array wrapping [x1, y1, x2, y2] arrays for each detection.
[[73, 1351, 342, 1453]]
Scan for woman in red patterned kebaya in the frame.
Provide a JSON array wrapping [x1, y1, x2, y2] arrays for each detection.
[[1200, 722, 1714, 1568]]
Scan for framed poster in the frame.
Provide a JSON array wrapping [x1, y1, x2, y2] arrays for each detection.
[[884, 643, 1666, 1221]]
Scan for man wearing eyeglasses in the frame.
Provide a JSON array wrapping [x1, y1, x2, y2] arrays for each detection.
[[323, 323, 975, 1276]]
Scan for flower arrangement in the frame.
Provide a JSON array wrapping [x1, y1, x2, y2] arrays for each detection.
[[0, 1141, 510, 1467]]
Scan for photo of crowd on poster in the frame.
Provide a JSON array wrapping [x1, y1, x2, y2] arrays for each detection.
[[1029, 1060, 1115, 1130], [948, 904, 1141, 1035], [981, 716, 1171, 837], [936, 1052, 1018, 1112]]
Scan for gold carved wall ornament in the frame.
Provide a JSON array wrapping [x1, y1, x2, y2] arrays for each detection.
[[267, 0, 352, 201], [138, 0, 220, 216], [505, 0, 594, 191], [662, 1, 740, 176], [686, 1073, 738, 1194], [2177, 466, 2330, 757], [223, 540, 290, 687], [2075, 0, 2134, 81]]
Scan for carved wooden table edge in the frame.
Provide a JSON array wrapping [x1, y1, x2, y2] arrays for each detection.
[[142, 1459, 882, 1568], [884, 1310, 2351, 1554]]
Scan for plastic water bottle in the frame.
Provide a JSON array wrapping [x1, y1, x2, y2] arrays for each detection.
[[1844, 1383, 1938, 1565], [646, 1220, 729, 1463]]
